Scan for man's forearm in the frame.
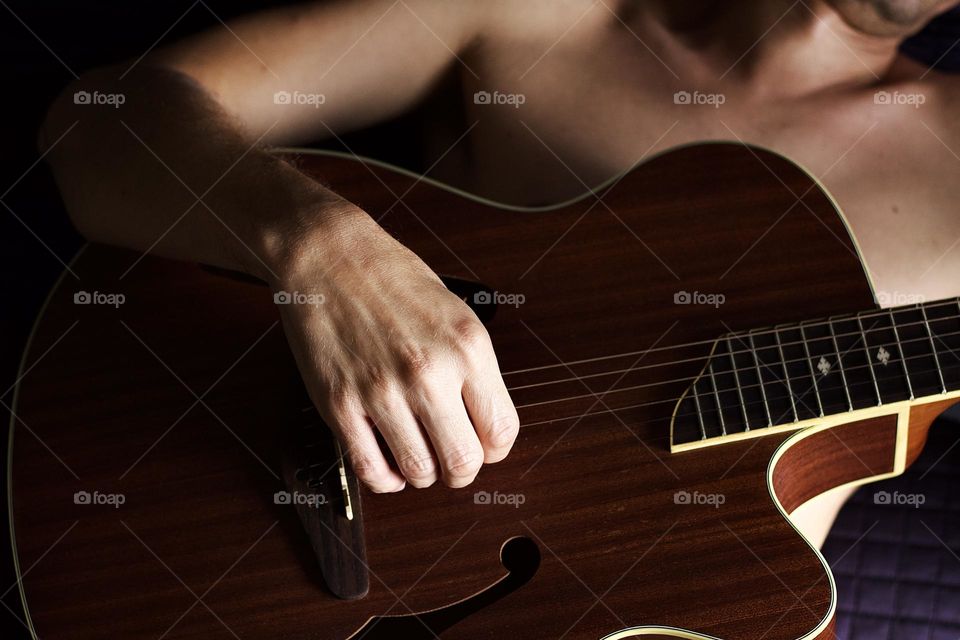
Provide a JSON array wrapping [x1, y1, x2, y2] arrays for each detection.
[[41, 59, 519, 495], [41, 64, 345, 282]]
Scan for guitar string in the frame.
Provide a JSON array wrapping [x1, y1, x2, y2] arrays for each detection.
[[505, 316, 957, 391], [519, 360, 955, 433], [503, 325, 960, 402], [512, 346, 960, 411], [301, 339, 958, 423], [498, 297, 960, 378], [301, 359, 952, 434], [299, 302, 960, 435]]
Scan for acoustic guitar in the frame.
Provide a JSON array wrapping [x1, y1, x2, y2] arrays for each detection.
[[9, 143, 959, 639]]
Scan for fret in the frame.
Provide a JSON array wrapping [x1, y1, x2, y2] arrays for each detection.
[[945, 300, 960, 389], [828, 320, 854, 411], [708, 338, 748, 435], [947, 300, 960, 389], [858, 310, 912, 404], [697, 373, 726, 438], [774, 329, 799, 422], [691, 378, 707, 440], [778, 326, 820, 421], [894, 307, 944, 397], [673, 297, 960, 450], [802, 321, 849, 415], [729, 334, 768, 430], [672, 384, 704, 445], [751, 329, 799, 425], [922, 298, 960, 391], [727, 337, 750, 431], [856, 316, 882, 406], [889, 309, 914, 400], [920, 304, 948, 394], [707, 362, 726, 436], [799, 323, 825, 417], [748, 331, 773, 427], [832, 317, 879, 410]]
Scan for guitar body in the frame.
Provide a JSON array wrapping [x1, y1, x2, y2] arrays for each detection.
[[9, 144, 951, 639]]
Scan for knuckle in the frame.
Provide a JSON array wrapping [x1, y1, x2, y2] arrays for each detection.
[[452, 316, 490, 354], [396, 451, 436, 483], [361, 365, 394, 395], [326, 386, 361, 416], [349, 454, 392, 488], [443, 442, 484, 480], [350, 454, 381, 478], [486, 413, 520, 449], [397, 345, 437, 380]]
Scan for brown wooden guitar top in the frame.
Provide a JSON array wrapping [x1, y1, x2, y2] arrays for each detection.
[[10, 144, 902, 640]]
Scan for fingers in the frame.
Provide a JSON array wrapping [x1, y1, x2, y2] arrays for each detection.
[[365, 394, 439, 488], [411, 377, 485, 488], [455, 316, 519, 463], [462, 361, 520, 464], [325, 394, 406, 493], [405, 316, 517, 486], [320, 315, 519, 492]]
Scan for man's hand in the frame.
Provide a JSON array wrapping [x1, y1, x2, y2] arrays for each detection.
[[273, 206, 520, 492]]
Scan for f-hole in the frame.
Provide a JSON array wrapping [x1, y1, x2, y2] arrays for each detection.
[[348, 536, 540, 639]]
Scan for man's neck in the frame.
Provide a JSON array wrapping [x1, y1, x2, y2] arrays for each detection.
[[655, 0, 906, 99], [744, 1, 903, 96]]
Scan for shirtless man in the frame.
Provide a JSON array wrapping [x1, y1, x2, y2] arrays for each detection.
[[40, 0, 960, 512]]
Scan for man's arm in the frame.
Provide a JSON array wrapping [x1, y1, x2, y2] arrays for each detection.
[[41, 0, 519, 492]]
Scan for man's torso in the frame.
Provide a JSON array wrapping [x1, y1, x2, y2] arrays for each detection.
[[419, 1, 960, 300]]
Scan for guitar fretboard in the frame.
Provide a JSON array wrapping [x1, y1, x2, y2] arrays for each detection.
[[671, 297, 960, 449]]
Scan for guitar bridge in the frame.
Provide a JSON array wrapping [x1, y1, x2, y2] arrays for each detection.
[[281, 404, 369, 599]]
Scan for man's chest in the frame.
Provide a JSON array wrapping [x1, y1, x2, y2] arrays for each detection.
[[450, 34, 951, 227], [436, 41, 960, 296]]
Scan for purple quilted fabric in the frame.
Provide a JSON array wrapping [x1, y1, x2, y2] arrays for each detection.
[[822, 413, 960, 640]]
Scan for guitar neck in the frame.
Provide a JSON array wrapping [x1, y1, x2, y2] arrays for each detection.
[[672, 296, 960, 450]]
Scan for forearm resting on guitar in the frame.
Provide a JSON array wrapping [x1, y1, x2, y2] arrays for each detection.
[[40, 64, 349, 283], [40, 64, 521, 494]]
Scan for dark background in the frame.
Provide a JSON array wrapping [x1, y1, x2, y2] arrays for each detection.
[[2, 3, 959, 638]]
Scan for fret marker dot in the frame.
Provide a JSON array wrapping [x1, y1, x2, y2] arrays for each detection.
[[816, 356, 832, 376], [876, 346, 891, 366]]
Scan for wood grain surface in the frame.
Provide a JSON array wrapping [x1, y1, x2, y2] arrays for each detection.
[[11, 144, 936, 639]]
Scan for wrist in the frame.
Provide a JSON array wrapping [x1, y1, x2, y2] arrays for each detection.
[[254, 192, 372, 288]]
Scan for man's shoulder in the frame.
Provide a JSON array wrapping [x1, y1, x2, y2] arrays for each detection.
[[911, 71, 960, 136], [465, 0, 616, 43]]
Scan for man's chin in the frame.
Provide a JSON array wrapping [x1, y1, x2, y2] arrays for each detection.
[[825, 0, 955, 37]]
